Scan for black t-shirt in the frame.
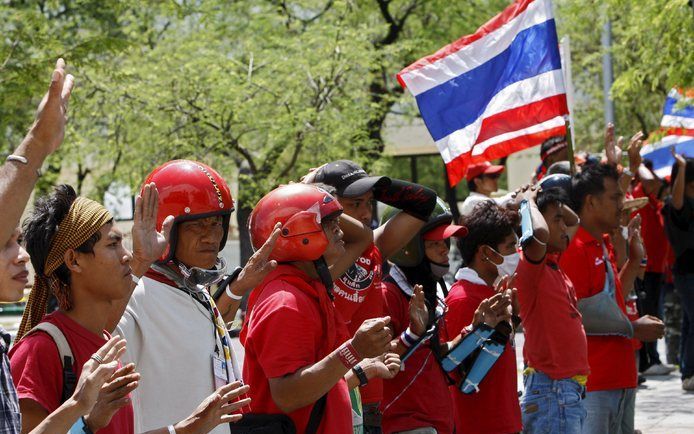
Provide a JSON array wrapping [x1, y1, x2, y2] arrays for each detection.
[[663, 198, 694, 274]]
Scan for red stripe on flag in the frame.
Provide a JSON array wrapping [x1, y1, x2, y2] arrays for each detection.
[[657, 126, 694, 137], [444, 123, 566, 186], [397, 0, 536, 87], [474, 94, 568, 144]]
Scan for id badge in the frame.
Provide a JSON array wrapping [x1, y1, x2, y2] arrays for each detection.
[[212, 353, 228, 389]]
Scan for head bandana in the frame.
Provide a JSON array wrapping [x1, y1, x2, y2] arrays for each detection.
[[15, 197, 112, 341]]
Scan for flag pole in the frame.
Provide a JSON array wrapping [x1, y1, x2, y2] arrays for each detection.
[[565, 118, 576, 175]]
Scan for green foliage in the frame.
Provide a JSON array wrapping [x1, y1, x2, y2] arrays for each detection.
[[1, 0, 691, 209]]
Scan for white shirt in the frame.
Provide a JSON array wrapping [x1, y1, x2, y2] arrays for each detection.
[[459, 192, 514, 218], [116, 276, 240, 434]]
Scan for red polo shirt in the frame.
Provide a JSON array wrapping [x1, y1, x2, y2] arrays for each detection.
[[241, 265, 352, 434], [633, 183, 669, 273], [444, 274, 522, 434], [515, 253, 589, 380], [380, 281, 454, 434], [559, 227, 638, 392]]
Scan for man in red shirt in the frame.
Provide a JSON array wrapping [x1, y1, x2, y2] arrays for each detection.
[[632, 176, 674, 375], [447, 201, 522, 434], [560, 163, 665, 434], [309, 161, 437, 432], [243, 184, 399, 434], [513, 185, 588, 434]]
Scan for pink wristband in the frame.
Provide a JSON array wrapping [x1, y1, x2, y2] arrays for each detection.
[[337, 340, 362, 369]]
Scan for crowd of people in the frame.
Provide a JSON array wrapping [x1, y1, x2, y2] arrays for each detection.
[[0, 60, 692, 434]]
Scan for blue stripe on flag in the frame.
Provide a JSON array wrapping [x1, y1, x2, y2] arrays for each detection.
[[664, 96, 694, 118], [642, 138, 694, 173], [414, 19, 562, 141]]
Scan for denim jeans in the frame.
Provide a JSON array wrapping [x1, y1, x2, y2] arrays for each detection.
[[675, 273, 694, 379], [521, 371, 586, 434], [581, 388, 635, 434]]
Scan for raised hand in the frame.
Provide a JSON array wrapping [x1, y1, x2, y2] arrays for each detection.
[[408, 284, 428, 336], [131, 183, 174, 274], [84, 363, 140, 431], [671, 146, 687, 167], [69, 337, 126, 416], [352, 316, 393, 359], [172, 382, 251, 434], [231, 222, 281, 296], [604, 123, 623, 167], [627, 131, 644, 172], [626, 215, 645, 263], [495, 274, 518, 316], [472, 293, 512, 328], [28, 58, 75, 156]]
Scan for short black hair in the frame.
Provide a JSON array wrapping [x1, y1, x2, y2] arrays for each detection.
[[571, 163, 620, 213], [547, 161, 571, 176], [537, 187, 571, 214], [459, 201, 519, 264], [23, 185, 106, 286], [467, 179, 477, 192], [671, 157, 694, 185]]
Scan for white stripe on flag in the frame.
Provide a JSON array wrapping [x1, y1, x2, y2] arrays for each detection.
[[434, 69, 566, 163], [641, 135, 693, 155], [401, 0, 553, 96], [661, 114, 694, 129], [471, 115, 566, 156]]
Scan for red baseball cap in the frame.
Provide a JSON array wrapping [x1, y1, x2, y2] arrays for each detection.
[[465, 162, 505, 181], [422, 223, 468, 241]]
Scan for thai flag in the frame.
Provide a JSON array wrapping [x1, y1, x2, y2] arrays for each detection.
[[397, 0, 568, 186], [640, 88, 694, 178]]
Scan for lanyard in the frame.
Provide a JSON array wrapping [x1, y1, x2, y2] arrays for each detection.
[[207, 294, 236, 383]]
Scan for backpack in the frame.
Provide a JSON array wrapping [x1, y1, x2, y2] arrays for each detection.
[[26, 322, 77, 403]]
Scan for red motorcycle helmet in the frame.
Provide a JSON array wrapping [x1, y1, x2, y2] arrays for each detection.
[[142, 160, 234, 263], [249, 184, 343, 262]]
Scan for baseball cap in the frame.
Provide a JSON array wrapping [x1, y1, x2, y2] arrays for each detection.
[[422, 223, 468, 240], [313, 160, 390, 198], [465, 162, 505, 181], [540, 136, 568, 161]]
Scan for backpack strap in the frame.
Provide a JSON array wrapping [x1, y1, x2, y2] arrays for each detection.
[[305, 393, 328, 434], [27, 323, 77, 403]]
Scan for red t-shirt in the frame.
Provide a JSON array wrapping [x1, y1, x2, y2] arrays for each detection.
[[443, 275, 522, 434], [380, 281, 454, 434], [560, 227, 638, 391], [241, 265, 352, 434], [9, 311, 134, 434], [633, 183, 669, 273], [333, 244, 384, 405], [515, 253, 589, 379]]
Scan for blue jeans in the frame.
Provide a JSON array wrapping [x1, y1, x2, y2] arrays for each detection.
[[675, 273, 694, 379], [581, 388, 635, 434], [521, 371, 586, 434]]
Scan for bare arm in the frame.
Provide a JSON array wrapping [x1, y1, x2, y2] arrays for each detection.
[[269, 317, 392, 413], [329, 214, 373, 280], [375, 213, 426, 260], [671, 149, 687, 210], [216, 223, 281, 323], [0, 59, 73, 246], [618, 216, 645, 296], [522, 192, 550, 263]]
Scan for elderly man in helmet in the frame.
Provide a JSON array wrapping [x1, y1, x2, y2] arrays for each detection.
[[242, 184, 400, 434], [112, 160, 279, 434]]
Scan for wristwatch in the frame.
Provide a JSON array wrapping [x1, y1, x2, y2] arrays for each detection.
[[352, 365, 369, 387]]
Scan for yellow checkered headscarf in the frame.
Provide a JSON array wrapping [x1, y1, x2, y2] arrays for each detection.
[[15, 197, 112, 341]]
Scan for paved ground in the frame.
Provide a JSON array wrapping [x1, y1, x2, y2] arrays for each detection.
[[3, 314, 693, 433]]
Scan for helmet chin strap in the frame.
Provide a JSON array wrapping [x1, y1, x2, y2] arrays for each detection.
[[313, 256, 334, 300]]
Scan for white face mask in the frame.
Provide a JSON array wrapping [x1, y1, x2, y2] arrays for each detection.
[[495, 252, 520, 278], [430, 262, 450, 279]]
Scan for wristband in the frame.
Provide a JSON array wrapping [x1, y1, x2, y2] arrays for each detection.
[[337, 340, 362, 369], [399, 327, 420, 348], [167, 425, 177, 434], [68, 417, 94, 434], [225, 285, 244, 301], [6, 154, 41, 177], [352, 365, 369, 387]]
